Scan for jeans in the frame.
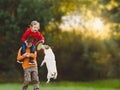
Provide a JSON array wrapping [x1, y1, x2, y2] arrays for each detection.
[[21, 42, 35, 55]]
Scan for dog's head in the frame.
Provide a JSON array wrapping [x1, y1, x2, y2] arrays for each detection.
[[42, 45, 50, 50]]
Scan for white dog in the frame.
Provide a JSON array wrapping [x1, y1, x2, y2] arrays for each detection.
[[41, 45, 58, 83]]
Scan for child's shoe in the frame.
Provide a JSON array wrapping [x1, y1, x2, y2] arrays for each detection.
[[17, 60, 23, 64], [29, 58, 35, 64]]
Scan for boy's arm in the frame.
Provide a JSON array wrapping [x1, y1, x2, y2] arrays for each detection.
[[17, 48, 26, 61]]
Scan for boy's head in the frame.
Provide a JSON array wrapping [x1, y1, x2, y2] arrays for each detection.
[[30, 20, 40, 32], [26, 37, 34, 47]]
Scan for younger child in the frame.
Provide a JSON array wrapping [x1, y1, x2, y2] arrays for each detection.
[[18, 20, 44, 64]]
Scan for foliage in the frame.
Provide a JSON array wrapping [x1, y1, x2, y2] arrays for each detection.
[[0, 0, 120, 82]]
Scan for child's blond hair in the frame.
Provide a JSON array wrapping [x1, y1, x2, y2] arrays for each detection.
[[30, 20, 40, 29]]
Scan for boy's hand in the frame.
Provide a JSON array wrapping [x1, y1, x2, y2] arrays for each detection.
[[23, 53, 30, 57], [26, 53, 30, 57], [23, 53, 27, 57]]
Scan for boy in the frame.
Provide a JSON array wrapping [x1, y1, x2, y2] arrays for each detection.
[[17, 37, 40, 90], [19, 20, 44, 64]]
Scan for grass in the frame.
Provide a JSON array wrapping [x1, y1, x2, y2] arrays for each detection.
[[0, 79, 120, 90]]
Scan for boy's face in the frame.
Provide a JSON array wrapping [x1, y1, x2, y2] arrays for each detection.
[[31, 24, 39, 32], [26, 42, 32, 48]]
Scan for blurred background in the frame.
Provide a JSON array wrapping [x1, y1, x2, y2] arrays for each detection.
[[0, 0, 120, 83]]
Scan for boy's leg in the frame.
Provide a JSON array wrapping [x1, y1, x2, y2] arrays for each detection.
[[22, 81, 29, 90], [22, 68, 31, 90], [29, 45, 35, 64], [32, 67, 39, 90]]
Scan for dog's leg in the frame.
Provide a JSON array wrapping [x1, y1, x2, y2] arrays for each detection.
[[40, 60, 45, 67], [46, 78, 50, 83], [53, 72, 57, 79], [46, 72, 51, 83]]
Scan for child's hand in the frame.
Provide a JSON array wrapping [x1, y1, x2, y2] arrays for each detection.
[[40, 40, 44, 44], [25, 41, 28, 46]]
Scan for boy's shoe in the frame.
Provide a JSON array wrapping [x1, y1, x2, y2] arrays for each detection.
[[29, 58, 35, 64], [17, 60, 23, 64]]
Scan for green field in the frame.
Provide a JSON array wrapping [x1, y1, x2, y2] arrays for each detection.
[[0, 79, 120, 90]]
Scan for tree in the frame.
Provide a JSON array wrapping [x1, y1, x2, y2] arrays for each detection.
[[0, 0, 120, 82]]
